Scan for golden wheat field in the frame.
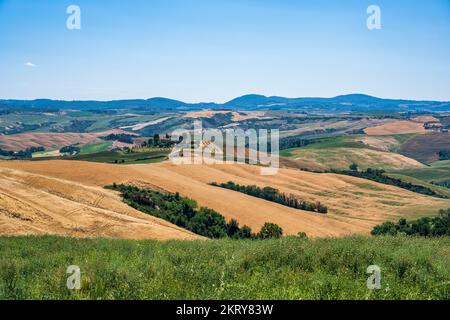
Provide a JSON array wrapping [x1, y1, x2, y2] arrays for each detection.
[[1, 160, 448, 239], [364, 120, 428, 135]]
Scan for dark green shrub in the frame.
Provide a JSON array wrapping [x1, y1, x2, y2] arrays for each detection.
[[210, 181, 328, 214], [372, 208, 450, 237], [107, 184, 264, 239], [258, 222, 283, 239]]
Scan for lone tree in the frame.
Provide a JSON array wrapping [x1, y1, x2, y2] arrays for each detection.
[[297, 232, 308, 239], [349, 163, 358, 171], [153, 134, 160, 146], [258, 222, 283, 239]]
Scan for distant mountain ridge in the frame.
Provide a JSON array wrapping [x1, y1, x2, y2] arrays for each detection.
[[1, 94, 449, 112]]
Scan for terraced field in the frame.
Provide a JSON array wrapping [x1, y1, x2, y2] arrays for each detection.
[[79, 141, 113, 155]]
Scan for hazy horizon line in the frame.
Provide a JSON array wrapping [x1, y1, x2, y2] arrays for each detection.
[[1, 93, 449, 104]]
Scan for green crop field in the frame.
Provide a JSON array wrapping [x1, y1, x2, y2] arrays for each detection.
[[431, 160, 450, 168], [0, 236, 448, 300], [281, 134, 418, 156], [386, 173, 450, 198], [79, 142, 113, 155], [67, 148, 170, 164], [281, 136, 366, 157], [32, 149, 61, 158], [391, 161, 450, 183], [279, 135, 424, 171]]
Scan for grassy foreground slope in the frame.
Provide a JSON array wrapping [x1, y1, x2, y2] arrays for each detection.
[[0, 236, 448, 300]]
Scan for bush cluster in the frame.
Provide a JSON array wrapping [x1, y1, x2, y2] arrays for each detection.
[[372, 208, 450, 237], [107, 184, 284, 239], [340, 167, 446, 198], [0, 146, 44, 159], [210, 181, 328, 214]]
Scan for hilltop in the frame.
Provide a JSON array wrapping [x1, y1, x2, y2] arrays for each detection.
[[1, 94, 449, 111]]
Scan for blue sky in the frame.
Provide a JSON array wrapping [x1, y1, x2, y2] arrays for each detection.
[[1, 0, 449, 102]]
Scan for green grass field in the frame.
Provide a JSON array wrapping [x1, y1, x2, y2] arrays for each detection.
[[79, 141, 113, 155], [390, 161, 450, 183], [387, 173, 450, 198], [280, 134, 418, 157], [280, 147, 422, 170], [279, 135, 425, 170], [67, 148, 170, 164], [431, 160, 450, 168], [280, 136, 366, 157], [32, 149, 61, 158], [31, 142, 112, 159], [0, 236, 448, 300]]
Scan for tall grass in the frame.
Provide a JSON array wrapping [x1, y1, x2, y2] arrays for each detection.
[[0, 236, 448, 300]]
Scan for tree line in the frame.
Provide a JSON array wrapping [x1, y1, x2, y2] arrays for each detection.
[[339, 166, 447, 199], [279, 136, 316, 150], [101, 133, 135, 144], [0, 146, 44, 159], [210, 181, 328, 214], [431, 180, 450, 189], [372, 208, 450, 237], [438, 150, 450, 161], [59, 145, 80, 154], [107, 183, 284, 239], [141, 134, 178, 148]]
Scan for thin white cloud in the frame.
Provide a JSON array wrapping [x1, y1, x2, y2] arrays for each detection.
[[24, 62, 36, 67]]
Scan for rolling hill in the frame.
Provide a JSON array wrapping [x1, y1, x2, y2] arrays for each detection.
[[0, 165, 200, 240], [0, 129, 130, 151], [280, 135, 425, 171], [364, 120, 428, 135], [2, 94, 450, 111], [399, 132, 450, 164], [0, 160, 448, 238], [282, 147, 425, 171]]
